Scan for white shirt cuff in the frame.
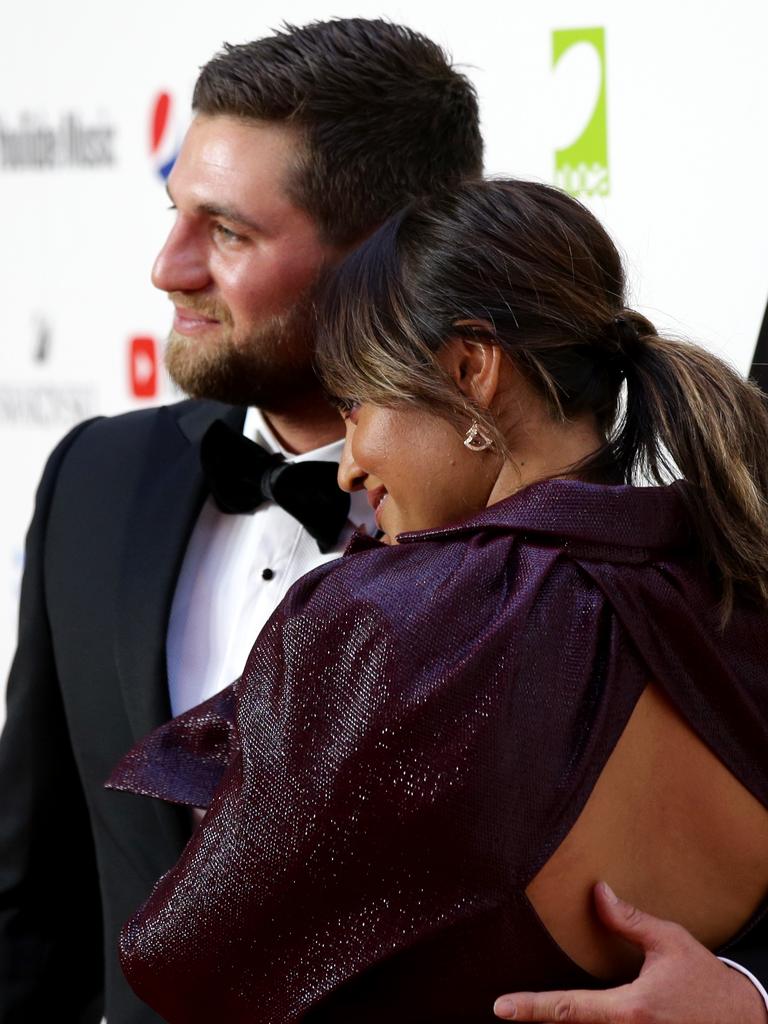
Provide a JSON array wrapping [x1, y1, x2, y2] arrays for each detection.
[[719, 957, 768, 1013]]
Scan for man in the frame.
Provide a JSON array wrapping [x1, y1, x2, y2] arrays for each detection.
[[0, 22, 481, 1022], [0, 17, 765, 1024]]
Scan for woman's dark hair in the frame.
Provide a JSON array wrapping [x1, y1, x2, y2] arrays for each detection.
[[316, 178, 768, 616], [193, 19, 483, 246]]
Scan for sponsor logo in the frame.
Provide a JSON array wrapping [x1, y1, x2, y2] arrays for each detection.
[[32, 315, 52, 363], [150, 91, 181, 181], [0, 112, 115, 170], [129, 336, 159, 398], [0, 315, 97, 426], [0, 386, 96, 426], [552, 28, 609, 198]]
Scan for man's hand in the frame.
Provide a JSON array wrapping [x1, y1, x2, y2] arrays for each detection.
[[493, 882, 768, 1023]]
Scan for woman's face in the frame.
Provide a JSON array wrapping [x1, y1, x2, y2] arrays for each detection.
[[337, 402, 499, 540]]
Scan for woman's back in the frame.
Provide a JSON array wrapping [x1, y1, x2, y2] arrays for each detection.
[[109, 479, 768, 1022], [529, 681, 768, 978]]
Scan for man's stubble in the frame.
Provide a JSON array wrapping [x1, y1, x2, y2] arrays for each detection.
[[164, 293, 321, 409]]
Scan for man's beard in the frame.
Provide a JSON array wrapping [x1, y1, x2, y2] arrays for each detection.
[[164, 294, 320, 409]]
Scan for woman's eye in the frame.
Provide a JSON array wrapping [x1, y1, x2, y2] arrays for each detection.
[[337, 399, 361, 421]]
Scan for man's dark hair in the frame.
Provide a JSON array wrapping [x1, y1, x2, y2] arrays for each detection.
[[193, 18, 483, 245]]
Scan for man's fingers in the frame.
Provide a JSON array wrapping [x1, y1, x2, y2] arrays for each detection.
[[592, 881, 684, 956], [494, 891, 767, 1023], [494, 986, 624, 1021]]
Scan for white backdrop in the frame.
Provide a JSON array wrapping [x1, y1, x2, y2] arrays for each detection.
[[2, 0, 768, 717]]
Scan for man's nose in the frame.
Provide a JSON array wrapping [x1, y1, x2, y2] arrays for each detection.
[[151, 220, 210, 294], [337, 433, 367, 493]]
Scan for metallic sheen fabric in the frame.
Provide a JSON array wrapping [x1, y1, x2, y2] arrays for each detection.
[[107, 479, 768, 1022]]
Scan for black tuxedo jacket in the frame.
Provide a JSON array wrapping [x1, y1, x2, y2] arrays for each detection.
[[0, 399, 244, 1023], [1, 398, 767, 1024]]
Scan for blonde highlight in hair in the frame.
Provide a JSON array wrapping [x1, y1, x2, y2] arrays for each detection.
[[315, 179, 768, 617]]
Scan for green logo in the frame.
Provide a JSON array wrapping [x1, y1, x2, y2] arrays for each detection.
[[552, 27, 608, 197]]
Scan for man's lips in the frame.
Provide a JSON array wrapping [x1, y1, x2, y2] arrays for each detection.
[[367, 486, 389, 530], [172, 307, 221, 334]]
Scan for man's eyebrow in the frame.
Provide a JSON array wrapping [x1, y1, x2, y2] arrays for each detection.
[[196, 202, 262, 232], [163, 185, 261, 232]]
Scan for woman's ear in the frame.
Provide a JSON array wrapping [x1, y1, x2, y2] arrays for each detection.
[[439, 321, 503, 408]]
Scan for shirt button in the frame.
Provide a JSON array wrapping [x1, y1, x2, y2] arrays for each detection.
[[262, 568, 274, 581]]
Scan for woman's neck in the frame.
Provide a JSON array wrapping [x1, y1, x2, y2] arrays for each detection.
[[486, 412, 606, 507]]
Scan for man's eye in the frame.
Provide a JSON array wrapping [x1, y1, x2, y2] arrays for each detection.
[[214, 224, 245, 243]]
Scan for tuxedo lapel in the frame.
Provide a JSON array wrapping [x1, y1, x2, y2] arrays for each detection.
[[114, 401, 246, 745]]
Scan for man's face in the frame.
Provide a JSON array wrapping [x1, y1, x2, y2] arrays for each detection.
[[153, 115, 341, 407]]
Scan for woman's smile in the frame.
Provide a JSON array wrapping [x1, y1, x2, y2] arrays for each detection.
[[367, 486, 389, 530]]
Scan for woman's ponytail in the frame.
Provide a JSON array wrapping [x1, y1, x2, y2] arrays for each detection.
[[611, 312, 768, 618], [314, 177, 768, 618]]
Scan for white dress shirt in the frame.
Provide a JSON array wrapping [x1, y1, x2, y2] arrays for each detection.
[[719, 959, 768, 1013], [167, 407, 374, 717]]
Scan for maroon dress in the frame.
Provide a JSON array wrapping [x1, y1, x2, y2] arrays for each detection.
[[107, 479, 768, 1023]]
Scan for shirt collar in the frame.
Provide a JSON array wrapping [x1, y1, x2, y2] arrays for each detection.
[[243, 407, 345, 464]]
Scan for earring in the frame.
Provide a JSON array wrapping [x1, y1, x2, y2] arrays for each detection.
[[463, 420, 493, 452]]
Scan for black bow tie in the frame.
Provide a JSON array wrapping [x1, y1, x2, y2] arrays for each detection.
[[200, 420, 350, 554]]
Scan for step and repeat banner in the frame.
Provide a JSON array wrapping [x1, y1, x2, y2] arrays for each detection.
[[2, 0, 767, 709]]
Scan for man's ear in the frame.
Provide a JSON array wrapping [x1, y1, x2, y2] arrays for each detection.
[[438, 322, 503, 408]]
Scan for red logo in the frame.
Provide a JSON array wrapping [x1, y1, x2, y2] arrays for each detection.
[[151, 92, 171, 152], [129, 336, 158, 397], [149, 91, 181, 181]]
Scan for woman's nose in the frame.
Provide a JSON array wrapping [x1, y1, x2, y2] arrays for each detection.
[[337, 431, 367, 493]]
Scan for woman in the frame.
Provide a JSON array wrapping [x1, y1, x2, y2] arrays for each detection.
[[108, 180, 768, 1022]]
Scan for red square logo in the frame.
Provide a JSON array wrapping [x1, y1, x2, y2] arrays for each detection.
[[129, 336, 158, 398]]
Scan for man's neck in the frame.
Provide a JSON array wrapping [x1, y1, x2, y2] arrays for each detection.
[[260, 395, 344, 455]]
